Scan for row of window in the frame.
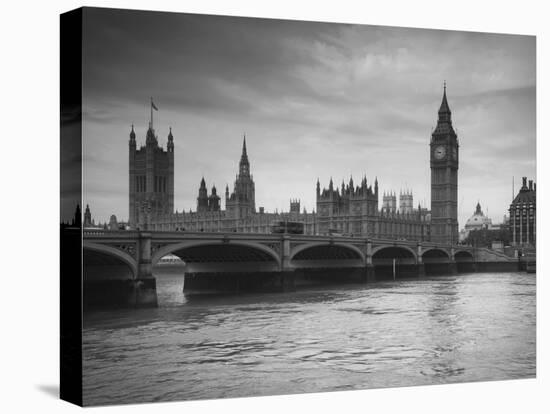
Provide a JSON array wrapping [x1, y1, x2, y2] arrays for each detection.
[[135, 175, 168, 193], [513, 210, 535, 215]]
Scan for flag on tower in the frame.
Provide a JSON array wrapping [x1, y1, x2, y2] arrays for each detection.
[[151, 100, 158, 111]]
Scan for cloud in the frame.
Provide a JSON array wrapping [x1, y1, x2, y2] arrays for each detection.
[[80, 8, 536, 227]]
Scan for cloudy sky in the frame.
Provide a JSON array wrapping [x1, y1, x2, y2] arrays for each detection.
[[81, 7, 535, 228]]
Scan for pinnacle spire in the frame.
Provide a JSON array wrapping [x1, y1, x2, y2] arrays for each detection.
[[238, 133, 250, 177], [438, 81, 451, 119], [476, 201, 482, 214]]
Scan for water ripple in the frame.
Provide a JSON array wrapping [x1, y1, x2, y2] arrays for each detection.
[[82, 272, 536, 406]]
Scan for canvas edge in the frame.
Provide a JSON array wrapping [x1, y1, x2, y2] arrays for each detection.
[[60, 7, 83, 407]]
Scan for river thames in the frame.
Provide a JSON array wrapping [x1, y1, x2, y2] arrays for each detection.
[[82, 272, 535, 406]]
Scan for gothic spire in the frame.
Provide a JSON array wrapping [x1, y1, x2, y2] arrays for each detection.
[[239, 134, 250, 177], [475, 201, 482, 215], [438, 81, 452, 122]]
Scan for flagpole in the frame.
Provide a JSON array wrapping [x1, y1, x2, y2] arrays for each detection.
[[150, 97, 153, 130]]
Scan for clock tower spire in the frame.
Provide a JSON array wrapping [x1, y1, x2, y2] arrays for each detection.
[[430, 82, 459, 245]]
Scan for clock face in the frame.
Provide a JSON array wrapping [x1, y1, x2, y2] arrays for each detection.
[[452, 146, 458, 160], [434, 145, 446, 160]]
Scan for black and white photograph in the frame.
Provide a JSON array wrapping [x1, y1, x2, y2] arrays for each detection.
[[4, 1, 548, 412], [57, 6, 541, 407]]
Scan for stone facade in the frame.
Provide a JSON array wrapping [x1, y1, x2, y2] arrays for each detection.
[[128, 122, 174, 229], [430, 83, 459, 244], [509, 177, 536, 247], [315, 177, 430, 239], [126, 87, 465, 244], [146, 135, 318, 234]]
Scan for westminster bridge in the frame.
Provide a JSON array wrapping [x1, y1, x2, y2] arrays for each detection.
[[81, 229, 516, 307]]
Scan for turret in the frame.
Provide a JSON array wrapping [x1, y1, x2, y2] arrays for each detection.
[[290, 199, 301, 214], [84, 204, 92, 227], [145, 124, 157, 146], [438, 81, 452, 124], [197, 177, 209, 212], [167, 127, 174, 152], [208, 184, 221, 212], [475, 201, 482, 215], [239, 134, 250, 177], [316, 178, 320, 197], [521, 176, 528, 190], [129, 124, 136, 147]]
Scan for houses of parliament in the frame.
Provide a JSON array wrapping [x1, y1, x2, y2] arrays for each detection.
[[126, 85, 460, 244]]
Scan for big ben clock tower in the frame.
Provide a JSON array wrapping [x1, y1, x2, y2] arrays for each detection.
[[430, 82, 459, 244]]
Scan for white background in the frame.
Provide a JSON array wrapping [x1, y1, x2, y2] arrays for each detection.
[[0, 0, 547, 412]]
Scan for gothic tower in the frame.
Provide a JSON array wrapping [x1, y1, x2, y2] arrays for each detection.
[[399, 190, 414, 215], [208, 185, 221, 212], [128, 107, 175, 229], [197, 177, 209, 212], [226, 135, 256, 220], [83, 204, 92, 227], [430, 83, 459, 244]]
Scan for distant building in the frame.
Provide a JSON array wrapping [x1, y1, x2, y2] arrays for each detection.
[[460, 202, 493, 241], [381, 191, 397, 214], [315, 177, 430, 239], [399, 190, 414, 215], [509, 177, 536, 247], [108, 215, 118, 231]]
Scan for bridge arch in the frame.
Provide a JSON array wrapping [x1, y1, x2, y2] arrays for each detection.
[[454, 250, 474, 261], [421, 248, 450, 259], [371, 245, 417, 279], [290, 242, 366, 264], [83, 241, 138, 279], [372, 245, 417, 259], [152, 240, 282, 271], [454, 250, 475, 273], [421, 248, 451, 275]]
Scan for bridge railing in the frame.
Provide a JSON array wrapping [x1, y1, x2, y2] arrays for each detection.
[[83, 229, 141, 237], [81, 229, 473, 253]]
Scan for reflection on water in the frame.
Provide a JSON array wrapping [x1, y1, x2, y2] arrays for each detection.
[[82, 272, 536, 406]]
